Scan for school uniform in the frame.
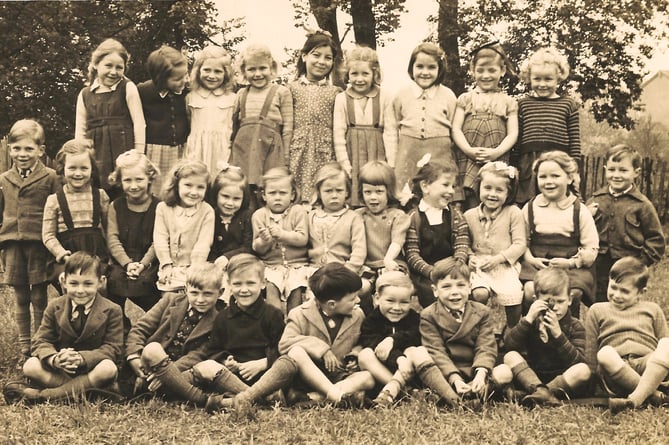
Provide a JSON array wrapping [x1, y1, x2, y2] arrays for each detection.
[[126, 292, 217, 371], [420, 300, 497, 380], [33, 294, 123, 371], [208, 208, 253, 261]]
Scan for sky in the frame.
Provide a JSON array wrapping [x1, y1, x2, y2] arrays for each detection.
[[216, 0, 669, 92]]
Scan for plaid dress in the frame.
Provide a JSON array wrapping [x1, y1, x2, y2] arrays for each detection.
[[454, 88, 517, 191]]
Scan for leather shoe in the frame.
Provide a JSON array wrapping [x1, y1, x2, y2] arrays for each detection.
[[521, 386, 560, 407]]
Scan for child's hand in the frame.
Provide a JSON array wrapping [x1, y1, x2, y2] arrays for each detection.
[[374, 337, 394, 362], [237, 358, 268, 382], [383, 259, 400, 272], [543, 309, 562, 338], [525, 299, 549, 323], [146, 372, 163, 392], [267, 224, 283, 240], [475, 147, 494, 163], [158, 264, 173, 285], [258, 227, 273, 243], [586, 201, 598, 216], [453, 379, 471, 396], [548, 258, 571, 269], [214, 256, 229, 271], [470, 370, 488, 395], [126, 262, 144, 279], [223, 355, 239, 373], [323, 350, 343, 373], [478, 254, 504, 272], [128, 358, 147, 379], [527, 256, 549, 271]]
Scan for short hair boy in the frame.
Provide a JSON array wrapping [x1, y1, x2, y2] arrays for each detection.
[[0, 120, 59, 358], [3, 252, 122, 404], [493, 267, 591, 406], [277, 263, 374, 406], [586, 144, 665, 302], [124, 262, 221, 402], [420, 258, 497, 399], [585, 257, 669, 413]]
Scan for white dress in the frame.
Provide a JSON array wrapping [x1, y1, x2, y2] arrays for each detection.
[[185, 88, 235, 172]]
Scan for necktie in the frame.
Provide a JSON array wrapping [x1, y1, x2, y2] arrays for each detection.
[[20, 168, 30, 179], [451, 310, 463, 323], [72, 304, 86, 334]]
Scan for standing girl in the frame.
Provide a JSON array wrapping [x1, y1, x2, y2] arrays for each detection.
[[207, 165, 254, 268], [308, 162, 366, 275], [333, 46, 396, 206], [355, 161, 410, 314], [514, 47, 581, 204], [137, 46, 189, 194], [42, 139, 110, 288], [252, 167, 309, 314], [391, 43, 458, 194], [230, 44, 293, 188], [75, 39, 145, 194], [404, 160, 469, 308], [463, 161, 525, 328], [289, 31, 342, 202], [520, 151, 598, 318], [153, 160, 214, 292], [186, 46, 236, 172], [452, 42, 518, 210], [106, 152, 161, 332]]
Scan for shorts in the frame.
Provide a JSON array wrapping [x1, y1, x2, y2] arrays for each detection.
[[0, 241, 50, 286], [265, 264, 309, 298], [600, 354, 649, 396]]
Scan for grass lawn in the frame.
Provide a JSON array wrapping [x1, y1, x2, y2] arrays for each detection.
[[1, 261, 669, 444]]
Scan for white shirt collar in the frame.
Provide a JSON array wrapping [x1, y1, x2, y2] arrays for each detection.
[[410, 82, 438, 99], [90, 78, 122, 92], [298, 75, 329, 86], [418, 199, 446, 225]]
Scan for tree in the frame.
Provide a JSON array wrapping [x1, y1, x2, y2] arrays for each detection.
[[0, 0, 243, 157], [438, 0, 668, 129]]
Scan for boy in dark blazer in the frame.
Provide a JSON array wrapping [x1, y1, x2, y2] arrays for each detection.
[[4, 252, 123, 404], [420, 258, 497, 401], [125, 262, 221, 400]]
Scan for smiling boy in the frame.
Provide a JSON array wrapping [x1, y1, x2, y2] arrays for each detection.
[[585, 257, 669, 413]]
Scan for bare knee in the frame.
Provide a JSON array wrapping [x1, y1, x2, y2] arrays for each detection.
[[492, 364, 513, 386], [141, 342, 168, 367], [471, 287, 490, 304], [287, 346, 309, 363], [597, 346, 621, 371], [89, 359, 118, 386], [404, 345, 431, 367], [503, 350, 525, 368], [192, 359, 224, 381], [566, 363, 592, 384], [357, 348, 377, 370], [23, 356, 44, 378]]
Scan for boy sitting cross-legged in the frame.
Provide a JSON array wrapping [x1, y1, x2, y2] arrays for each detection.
[[124, 262, 220, 402], [585, 256, 669, 414], [492, 267, 591, 406], [4, 252, 123, 404], [358, 271, 459, 407]]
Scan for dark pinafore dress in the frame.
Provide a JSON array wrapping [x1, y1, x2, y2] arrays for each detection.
[[230, 85, 285, 186], [106, 196, 160, 305], [345, 93, 385, 206], [520, 197, 595, 304], [48, 187, 109, 284], [81, 78, 134, 190]]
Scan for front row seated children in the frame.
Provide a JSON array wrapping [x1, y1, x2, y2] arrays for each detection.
[[585, 257, 669, 414], [4, 252, 123, 404], [124, 263, 220, 401], [586, 144, 665, 303], [420, 258, 497, 401], [358, 271, 459, 407], [252, 167, 309, 314], [492, 267, 591, 406]]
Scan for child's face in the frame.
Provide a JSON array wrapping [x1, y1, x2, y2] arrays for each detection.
[[536, 161, 570, 202], [328, 291, 360, 316], [302, 45, 334, 81], [262, 177, 293, 214], [473, 59, 504, 92], [348, 61, 374, 95], [120, 165, 151, 203], [412, 52, 439, 89], [9, 137, 44, 170], [605, 156, 639, 194], [432, 275, 470, 312], [361, 183, 389, 214], [64, 152, 93, 192], [479, 173, 508, 212], [60, 268, 105, 306], [186, 284, 219, 314], [178, 175, 208, 208], [166, 64, 188, 94], [529, 64, 559, 98], [607, 277, 642, 311], [228, 268, 265, 310], [536, 289, 571, 321], [95, 52, 125, 87], [243, 56, 273, 90], [217, 183, 244, 218], [319, 175, 347, 212], [376, 286, 412, 323], [420, 173, 455, 209], [199, 58, 227, 91]]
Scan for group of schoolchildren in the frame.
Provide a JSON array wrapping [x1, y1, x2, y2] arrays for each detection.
[[1, 29, 668, 417]]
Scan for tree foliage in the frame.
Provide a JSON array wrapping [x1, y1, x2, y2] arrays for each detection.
[[0, 0, 242, 157], [442, 0, 668, 129]]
